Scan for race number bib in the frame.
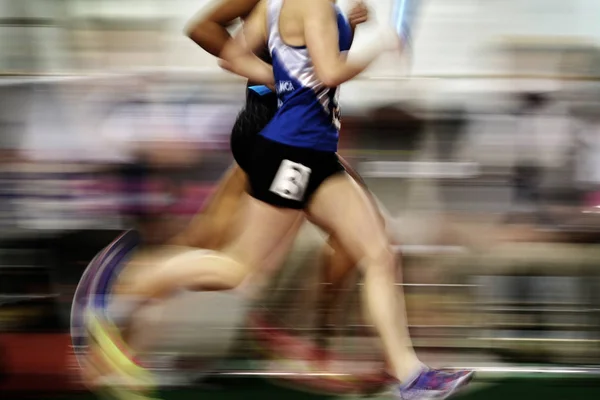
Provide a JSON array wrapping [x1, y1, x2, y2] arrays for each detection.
[[270, 160, 311, 201]]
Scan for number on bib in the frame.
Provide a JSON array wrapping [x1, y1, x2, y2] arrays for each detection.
[[269, 160, 311, 201]]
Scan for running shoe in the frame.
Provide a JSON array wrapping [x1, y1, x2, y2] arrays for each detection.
[[396, 367, 474, 400], [86, 308, 157, 397]]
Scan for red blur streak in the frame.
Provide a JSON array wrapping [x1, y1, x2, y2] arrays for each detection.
[[0, 333, 84, 393]]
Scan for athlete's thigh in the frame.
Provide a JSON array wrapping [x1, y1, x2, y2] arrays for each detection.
[[238, 212, 305, 294], [170, 163, 247, 248], [337, 154, 389, 228], [306, 173, 389, 265], [228, 193, 303, 273], [202, 163, 247, 218], [259, 212, 305, 275]]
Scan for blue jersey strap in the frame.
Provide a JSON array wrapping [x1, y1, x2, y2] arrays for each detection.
[[248, 85, 273, 96]]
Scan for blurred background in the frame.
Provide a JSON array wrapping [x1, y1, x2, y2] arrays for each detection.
[[3, 0, 600, 399]]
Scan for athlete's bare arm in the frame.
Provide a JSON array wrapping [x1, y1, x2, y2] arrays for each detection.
[[187, 0, 367, 56], [186, 0, 260, 57], [303, 0, 401, 88], [219, 1, 273, 85], [303, 0, 373, 87]]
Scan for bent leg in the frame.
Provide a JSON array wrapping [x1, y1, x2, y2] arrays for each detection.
[[125, 195, 302, 301]]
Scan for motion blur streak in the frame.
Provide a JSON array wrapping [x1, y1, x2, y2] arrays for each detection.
[[2, 1, 600, 400]]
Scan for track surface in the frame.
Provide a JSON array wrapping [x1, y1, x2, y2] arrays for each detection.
[[13, 376, 600, 400]]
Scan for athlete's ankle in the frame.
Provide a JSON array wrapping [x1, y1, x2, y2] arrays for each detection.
[[394, 360, 426, 385]]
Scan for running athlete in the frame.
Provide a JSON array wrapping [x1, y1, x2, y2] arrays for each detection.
[[116, 0, 379, 337], [175, 0, 375, 339], [86, 0, 474, 398], [82, 0, 383, 389]]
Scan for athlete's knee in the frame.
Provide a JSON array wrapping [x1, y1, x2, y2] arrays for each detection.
[[360, 244, 396, 277], [140, 250, 251, 295], [189, 253, 250, 291], [224, 259, 251, 289]]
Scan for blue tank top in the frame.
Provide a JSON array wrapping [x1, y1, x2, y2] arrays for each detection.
[[259, 0, 353, 152]]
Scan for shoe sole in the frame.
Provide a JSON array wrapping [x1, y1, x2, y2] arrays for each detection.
[[87, 311, 158, 399], [401, 371, 474, 400], [444, 371, 475, 399]]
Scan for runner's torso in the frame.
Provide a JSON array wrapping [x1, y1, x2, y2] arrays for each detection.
[[259, 0, 353, 152]]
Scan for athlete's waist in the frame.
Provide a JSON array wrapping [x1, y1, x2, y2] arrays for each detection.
[[259, 129, 338, 152], [245, 86, 278, 110], [275, 84, 334, 100]]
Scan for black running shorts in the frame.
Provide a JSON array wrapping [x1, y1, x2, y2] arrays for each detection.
[[230, 88, 278, 172], [247, 135, 345, 209]]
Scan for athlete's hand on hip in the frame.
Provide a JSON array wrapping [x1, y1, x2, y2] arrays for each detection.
[[348, 1, 369, 28]]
